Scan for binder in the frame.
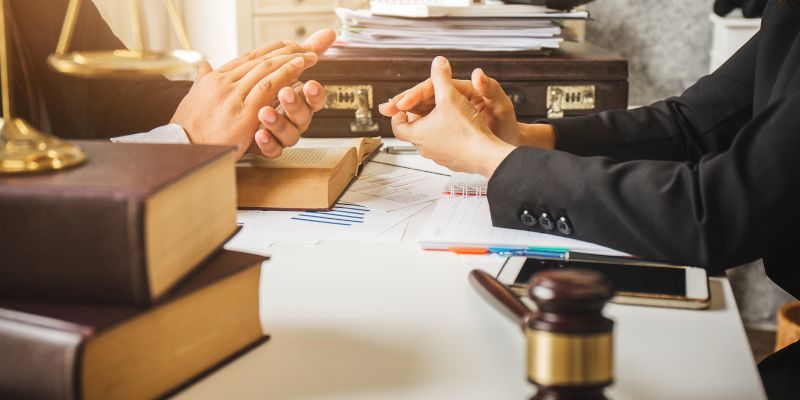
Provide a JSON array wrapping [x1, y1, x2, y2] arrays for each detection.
[[442, 173, 488, 197]]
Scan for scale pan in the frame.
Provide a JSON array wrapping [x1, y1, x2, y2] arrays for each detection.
[[48, 49, 203, 78]]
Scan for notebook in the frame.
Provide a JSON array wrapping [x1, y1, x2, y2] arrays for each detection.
[[418, 189, 628, 256], [442, 172, 488, 197]]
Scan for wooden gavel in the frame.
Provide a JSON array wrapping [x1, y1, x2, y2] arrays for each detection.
[[469, 269, 614, 400]]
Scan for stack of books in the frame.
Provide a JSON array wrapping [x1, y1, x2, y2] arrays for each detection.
[[333, 0, 589, 53], [0, 142, 267, 399]]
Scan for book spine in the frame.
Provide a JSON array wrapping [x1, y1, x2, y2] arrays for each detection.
[[0, 318, 82, 400], [0, 191, 149, 305]]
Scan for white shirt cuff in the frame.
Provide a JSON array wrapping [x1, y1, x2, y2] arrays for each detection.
[[111, 123, 191, 144]]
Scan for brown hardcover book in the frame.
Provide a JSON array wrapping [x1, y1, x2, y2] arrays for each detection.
[[0, 250, 267, 400], [303, 42, 629, 137], [0, 141, 238, 306], [236, 137, 382, 210]]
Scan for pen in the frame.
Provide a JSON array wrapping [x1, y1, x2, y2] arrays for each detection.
[[385, 145, 420, 155], [516, 251, 567, 259], [450, 247, 568, 259], [448, 247, 491, 255], [528, 246, 570, 253], [489, 249, 567, 259]]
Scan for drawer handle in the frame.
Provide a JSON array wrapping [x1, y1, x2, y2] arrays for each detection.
[[295, 26, 307, 38]]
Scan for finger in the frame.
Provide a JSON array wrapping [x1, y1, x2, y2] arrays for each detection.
[[391, 112, 413, 142], [196, 60, 213, 80], [277, 86, 312, 134], [302, 28, 337, 54], [236, 51, 317, 88], [230, 41, 312, 80], [254, 129, 284, 158], [430, 56, 456, 103], [262, 108, 303, 148], [217, 40, 289, 73], [245, 56, 308, 108], [472, 68, 506, 103], [407, 112, 423, 123], [303, 81, 327, 112], [395, 77, 475, 112], [236, 52, 316, 95], [378, 101, 399, 117], [395, 79, 434, 110]]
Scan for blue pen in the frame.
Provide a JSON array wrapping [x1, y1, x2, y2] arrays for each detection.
[[488, 247, 567, 259], [488, 247, 526, 254], [489, 247, 568, 254], [527, 246, 570, 253], [518, 251, 567, 259]]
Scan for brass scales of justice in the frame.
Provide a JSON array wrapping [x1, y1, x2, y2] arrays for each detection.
[[0, 0, 202, 174]]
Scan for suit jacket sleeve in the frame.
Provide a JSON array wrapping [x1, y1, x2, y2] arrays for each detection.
[[543, 32, 759, 163], [488, 86, 800, 273]]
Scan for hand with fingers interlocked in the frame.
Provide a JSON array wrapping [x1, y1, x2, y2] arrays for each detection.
[[171, 29, 335, 159], [385, 56, 517, 178]]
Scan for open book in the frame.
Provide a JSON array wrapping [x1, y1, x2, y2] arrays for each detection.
[[236, 137, 383, 210]]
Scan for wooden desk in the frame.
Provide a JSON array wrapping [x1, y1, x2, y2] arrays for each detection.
[[175, 164, 765, 400]]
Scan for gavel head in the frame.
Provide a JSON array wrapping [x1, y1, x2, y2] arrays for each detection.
[[525, 269, 615, 400]]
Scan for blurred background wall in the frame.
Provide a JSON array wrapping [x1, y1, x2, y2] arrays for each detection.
[[586, 0, 715, 106]]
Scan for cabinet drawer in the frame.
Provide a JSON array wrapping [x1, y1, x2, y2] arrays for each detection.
[[254, 0, 336, 14], [253, 15, 337, 45]]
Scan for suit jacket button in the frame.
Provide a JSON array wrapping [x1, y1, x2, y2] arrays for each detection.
[[520, 209, 537, 227], [539, 211, 555, 230], [557, 215, 573, 235]]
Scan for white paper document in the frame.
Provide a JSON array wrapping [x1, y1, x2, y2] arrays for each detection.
[[418, 197, 628, 256], [333, 7, 579, 52], [342, 170, 441, 211], [369, 1, 590, 19], [225, 219, 410, 254], [234, 201, 428, 243]]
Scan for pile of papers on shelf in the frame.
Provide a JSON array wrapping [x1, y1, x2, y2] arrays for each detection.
[[333, 0, 589, 52]]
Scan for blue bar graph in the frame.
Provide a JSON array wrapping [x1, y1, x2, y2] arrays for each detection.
[[291, 202, 370, 227]]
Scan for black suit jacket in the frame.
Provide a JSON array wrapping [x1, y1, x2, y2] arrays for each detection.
[[488, 1, 800, 298], [5, 0, 191, 139]]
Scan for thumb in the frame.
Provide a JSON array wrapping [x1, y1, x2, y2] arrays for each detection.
[[431, 56, 456, 103], [196, 60, 213, 80]]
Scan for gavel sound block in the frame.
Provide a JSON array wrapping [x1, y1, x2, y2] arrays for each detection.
[[469, 269, 614, 400]]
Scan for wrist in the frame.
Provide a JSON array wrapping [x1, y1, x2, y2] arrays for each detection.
[[518, 123, 556, 150], [475, 136, 516, 179]]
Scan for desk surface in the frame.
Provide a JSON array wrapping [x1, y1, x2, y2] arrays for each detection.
[[176, 164, 765, 400]]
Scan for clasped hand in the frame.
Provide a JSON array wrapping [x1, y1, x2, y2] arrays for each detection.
[[171, 29, 336, 159], [379, 56, 556, 178]]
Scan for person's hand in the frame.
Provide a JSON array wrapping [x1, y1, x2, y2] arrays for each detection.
[[381, 64, 557, 151], [380, 68, 523, 145], [390, 56, 516, 178], [249, 79, 327, 158], [249, 29, 335, 158], [171, 29, 336, 159]]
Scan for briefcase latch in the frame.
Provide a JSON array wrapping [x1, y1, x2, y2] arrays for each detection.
[[546, 85, 596, 119], [323, 85, 380, 133]]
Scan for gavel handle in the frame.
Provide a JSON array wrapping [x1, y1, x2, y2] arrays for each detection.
[[469, 269, 533, 330]]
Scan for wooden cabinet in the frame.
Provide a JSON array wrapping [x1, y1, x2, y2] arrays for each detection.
[[239, 0, 368, 50]]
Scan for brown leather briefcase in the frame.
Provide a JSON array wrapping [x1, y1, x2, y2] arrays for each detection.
[[302, 42, 629, 138]]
